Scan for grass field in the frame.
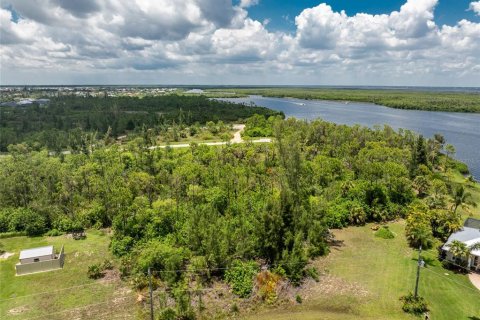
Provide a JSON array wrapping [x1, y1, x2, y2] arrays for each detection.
[[246, 221, 480, 320], [0, 230, 139, 320]]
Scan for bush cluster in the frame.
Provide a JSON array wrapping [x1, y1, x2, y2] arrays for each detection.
[[225, 260, 259, 298], [400, 293, 429, 315]]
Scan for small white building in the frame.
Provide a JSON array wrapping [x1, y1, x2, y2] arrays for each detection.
[[442, 218, 480, 271], [19, 246, 55, 264], [16, 245, 65, 275]]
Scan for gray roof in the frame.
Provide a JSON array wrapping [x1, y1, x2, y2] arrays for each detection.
[[19, 246, 54, 260], [464, 218, 480, 229], [443, 227, 480, 255]]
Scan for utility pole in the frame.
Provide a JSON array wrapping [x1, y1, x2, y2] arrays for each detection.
[[414, 245, 424, 298], [148, 267, 154, 320]]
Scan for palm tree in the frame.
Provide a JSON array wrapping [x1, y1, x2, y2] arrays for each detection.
[[448, 240, 480, 269], [470, 242, 480, 252], [451, 186, 477, 214], [448, 240, 469, 260]]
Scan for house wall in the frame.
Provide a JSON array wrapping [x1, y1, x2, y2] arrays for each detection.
[[16, 246, 65, 276], [20, 254, 54, 264], [444, 250, 479, 270]]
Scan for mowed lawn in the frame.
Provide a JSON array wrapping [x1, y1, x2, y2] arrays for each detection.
[[0, 230, 138, 319], [248, 221, 480, 320]]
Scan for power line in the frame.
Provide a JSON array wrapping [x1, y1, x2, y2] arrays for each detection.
[[0, 280, 119, 301], [150, 260, 314, 275], [421, 267, 480, 294], [24, 295, 134, 320]]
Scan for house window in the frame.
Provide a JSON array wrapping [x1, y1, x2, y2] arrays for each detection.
[[34, 258, 39, 262]]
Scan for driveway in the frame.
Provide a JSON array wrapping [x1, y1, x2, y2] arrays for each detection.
[[469, 272, 480, 291]]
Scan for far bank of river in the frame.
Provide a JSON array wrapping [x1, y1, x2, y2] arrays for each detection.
[[221, 95, 480, 180]]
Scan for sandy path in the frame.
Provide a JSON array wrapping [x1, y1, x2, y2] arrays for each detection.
[[149, 124, 271, 150], [469, 273, 480, 291], [231, 124, 245, 143]]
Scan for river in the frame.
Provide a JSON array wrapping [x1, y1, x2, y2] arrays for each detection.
[[221, 95, 480, 180]]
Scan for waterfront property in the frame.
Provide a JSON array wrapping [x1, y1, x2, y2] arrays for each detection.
[[16, 245, 65, 275], [442, 218, 480, 271]]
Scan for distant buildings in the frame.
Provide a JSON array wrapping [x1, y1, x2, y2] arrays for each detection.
[[0, 98, 50, 107], [185, 89, 204, 94]]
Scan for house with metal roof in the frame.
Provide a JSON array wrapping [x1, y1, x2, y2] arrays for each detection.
[[16, 245, 65, 276], [442, 218, 480, 271]]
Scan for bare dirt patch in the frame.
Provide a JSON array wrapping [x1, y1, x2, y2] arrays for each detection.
[[8, 305, 29, 315], [0, 251, 14, 259], [101, 268, 121, 282]]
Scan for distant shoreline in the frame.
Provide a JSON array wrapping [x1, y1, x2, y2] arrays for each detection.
[[1, 85, 479, 94]]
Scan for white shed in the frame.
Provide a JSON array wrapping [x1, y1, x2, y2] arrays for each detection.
[[19, 246, 55, 264]]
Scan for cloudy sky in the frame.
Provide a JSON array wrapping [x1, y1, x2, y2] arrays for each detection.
[[1, 0, 479, 86]]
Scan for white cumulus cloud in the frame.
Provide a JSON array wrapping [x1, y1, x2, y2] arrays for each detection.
[[470, 1, 480, 15], [239, 0, 259, 8], [0, 0, 479, 86]]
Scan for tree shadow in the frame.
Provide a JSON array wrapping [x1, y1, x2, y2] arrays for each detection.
[[411, 256, 437, 267], [329, 239, 345, 250], [468, 317, 480, 320]]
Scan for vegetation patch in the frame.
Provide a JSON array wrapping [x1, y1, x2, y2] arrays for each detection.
[[374, 226, 395, 239], [225, 260, 259, 298], [400, 293, 429, 315], [209, 88, 480, 113]]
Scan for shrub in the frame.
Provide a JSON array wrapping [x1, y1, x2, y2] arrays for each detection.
[[455, 161, 469, 175], [325, 201, 350, 228], [134, 240, 189, 284], [307, 221, 329, 258], [230, 303, 239, 314], [157, 308, 176, 320], [131, 273, 149, 290], [110, 236, 134, 257], [53, 217, 74, 232], [188, 255, 210, 281], [279, 233, 308, 285], [23, 213, 47, 236], [375, 226, 395, 239], [8, 208, 46, 236], [173, 282, 196, 320], [256, 270, 282, 303], [400, 293, 428, 315], [45, 229, 63, 237], [295, 294, 303, 304], [102, 259, 114, 270], [304, 267, 319, 282], [0, 231, 27, 239], [225, 260, 259, 298], [87, 264, 104, 279]]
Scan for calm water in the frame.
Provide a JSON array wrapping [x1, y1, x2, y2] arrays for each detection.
[[223, 96, 480, 180]]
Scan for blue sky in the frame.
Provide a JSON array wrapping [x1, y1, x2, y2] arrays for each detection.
[[1, 0, 480, 86], [246, 0, 479, 31]]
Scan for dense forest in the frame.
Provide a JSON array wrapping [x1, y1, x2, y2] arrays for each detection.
[[0, 95, 281, 151], [0, 111, 473, 317], [207, 88, 480, 113]]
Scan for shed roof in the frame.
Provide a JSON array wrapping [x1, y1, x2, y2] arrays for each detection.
[[464, 218, 480, 230], [19, 246, 54, 260]]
